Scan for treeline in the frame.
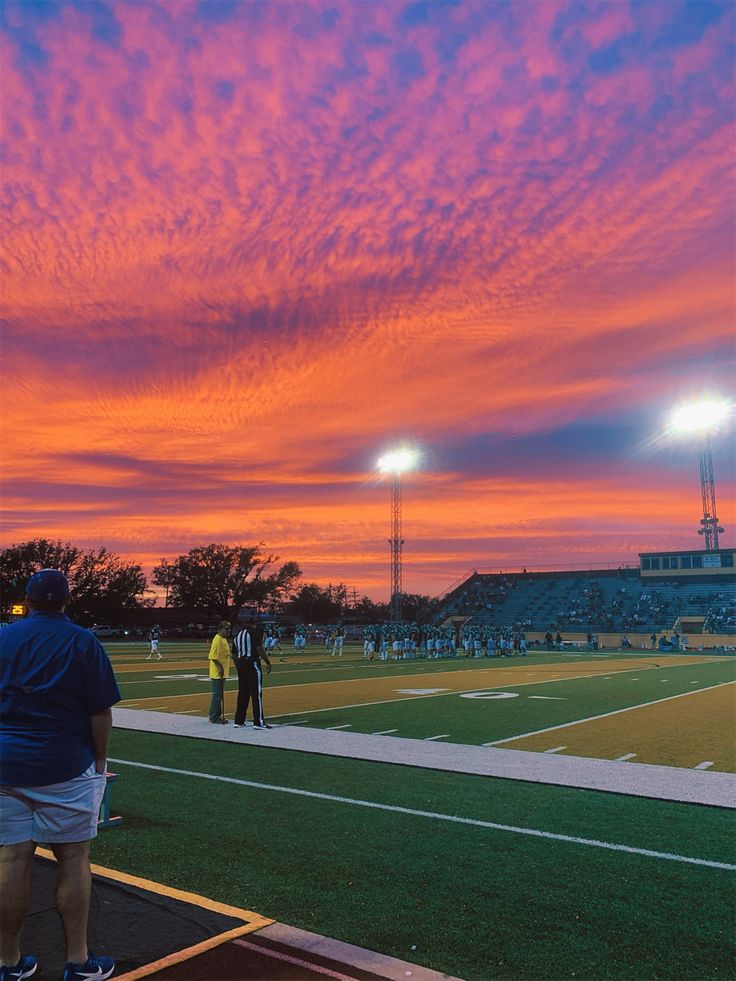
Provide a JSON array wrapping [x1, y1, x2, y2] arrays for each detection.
[[0, 539, 438, 626]]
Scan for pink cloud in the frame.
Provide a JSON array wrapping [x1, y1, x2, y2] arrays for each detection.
[[1, 1, 733, 596]]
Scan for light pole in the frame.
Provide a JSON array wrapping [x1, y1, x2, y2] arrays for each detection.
[[671, 400, 730, 551], [377, 448, 419, 622]]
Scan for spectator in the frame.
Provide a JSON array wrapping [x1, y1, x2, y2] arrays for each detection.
[[0, 570, 120, 981], [207, 621, 231, 724]]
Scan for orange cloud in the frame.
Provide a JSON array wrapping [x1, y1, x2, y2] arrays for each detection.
[[1, 1, 734, 598]]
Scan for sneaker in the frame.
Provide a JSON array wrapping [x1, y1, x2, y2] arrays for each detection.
[[62, 953, 115, 981], [253, 723, 272, 729], [0, 955, 37, 981], [233, 723, 246, 728], [209, 718, 228, 724]]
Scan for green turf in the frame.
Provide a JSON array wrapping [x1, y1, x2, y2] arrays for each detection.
[[278, 658, 736, 745], [97, 729, 736, 980]]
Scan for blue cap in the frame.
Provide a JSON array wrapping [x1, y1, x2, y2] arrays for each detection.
[[25, 569, 70, 608]]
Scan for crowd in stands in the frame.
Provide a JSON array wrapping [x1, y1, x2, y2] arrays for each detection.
[[439, 570, 735, 635], [446, 575, 521, 615], [557, 583, 610, 628], [702, 595, 736, 632], [620, 590, 673, 630]]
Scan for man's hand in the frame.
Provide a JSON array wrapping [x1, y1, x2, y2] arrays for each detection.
[[90, 708, 113, 775]]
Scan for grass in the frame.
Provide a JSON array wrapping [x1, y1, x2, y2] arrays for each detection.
[[96, 729, 736, 980]]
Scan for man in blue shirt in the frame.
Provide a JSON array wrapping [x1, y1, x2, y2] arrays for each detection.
[[0, 570, 121, 981]]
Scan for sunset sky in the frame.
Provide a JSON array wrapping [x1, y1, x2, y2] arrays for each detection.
[[1, 0, 734, 601]]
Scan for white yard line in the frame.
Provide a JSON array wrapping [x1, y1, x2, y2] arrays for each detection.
[[106, 758, 736, 873], [124, 658, 719, 710], [424, 734, 450, 741], [372, 729, 398, 735], [615, 754, 637, 762], [695, 762, 714, 770], [544, 746, 566, 754], [325, 724, 353, 730], [488, 681, 736, 746], [118, 678, 216, 686]]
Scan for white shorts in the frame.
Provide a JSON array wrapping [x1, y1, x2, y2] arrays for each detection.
[[0, 763, 107, 845], [150, 640, 159, 651]]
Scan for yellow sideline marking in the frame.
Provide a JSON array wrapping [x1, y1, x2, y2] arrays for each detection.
[[498, 682, 736, 772], [36, 847, 271, 981], [117, 656, 725, 718]]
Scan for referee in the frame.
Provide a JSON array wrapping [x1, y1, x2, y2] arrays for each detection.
[[232, 619, 272, 729]]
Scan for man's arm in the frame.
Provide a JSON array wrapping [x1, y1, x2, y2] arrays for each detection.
[[258, 639, 272, 675], [90, 708, 113, 774]]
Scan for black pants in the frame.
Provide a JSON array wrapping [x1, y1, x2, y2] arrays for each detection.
[[234, 658, 265, 726]]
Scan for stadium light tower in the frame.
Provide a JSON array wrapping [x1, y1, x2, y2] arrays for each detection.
[[671, 400, 730, 551], [377, 448, 419, 622]]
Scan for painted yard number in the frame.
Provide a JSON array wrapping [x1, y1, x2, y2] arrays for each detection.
[[460, 691, 519, 699], [394, 689, 451, 695]]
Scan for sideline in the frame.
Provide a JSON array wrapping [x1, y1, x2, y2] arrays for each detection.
[[107, 757, 736, 872], [112, 708, 736, 808]]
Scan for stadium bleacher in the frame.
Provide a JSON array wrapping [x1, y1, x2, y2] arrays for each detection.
[[437, 568, 736, 635]]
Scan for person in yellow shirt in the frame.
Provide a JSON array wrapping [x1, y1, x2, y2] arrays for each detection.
[[208, 621, 231, 724]]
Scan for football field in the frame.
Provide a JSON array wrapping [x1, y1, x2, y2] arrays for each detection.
[[97, 643, 736, 979], [111, 643, 736, 771]]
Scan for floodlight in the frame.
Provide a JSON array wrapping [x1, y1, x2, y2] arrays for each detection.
[[377, 447, 419, 475], [671, 400, 730, 433]]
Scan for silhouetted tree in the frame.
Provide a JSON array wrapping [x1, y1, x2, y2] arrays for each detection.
[[400, 593, 440, 623], [152, 544, 301, 623], [284, 583, 343, 623], [351, 596, 390, 622], [0, 538, 150, 623], [284, 585, 392, 623]]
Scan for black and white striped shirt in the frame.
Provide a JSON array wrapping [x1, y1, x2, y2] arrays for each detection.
[[233, 629, 257, 660]]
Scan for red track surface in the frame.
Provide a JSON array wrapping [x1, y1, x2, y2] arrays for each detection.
[[148, 934, 392, 980]]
